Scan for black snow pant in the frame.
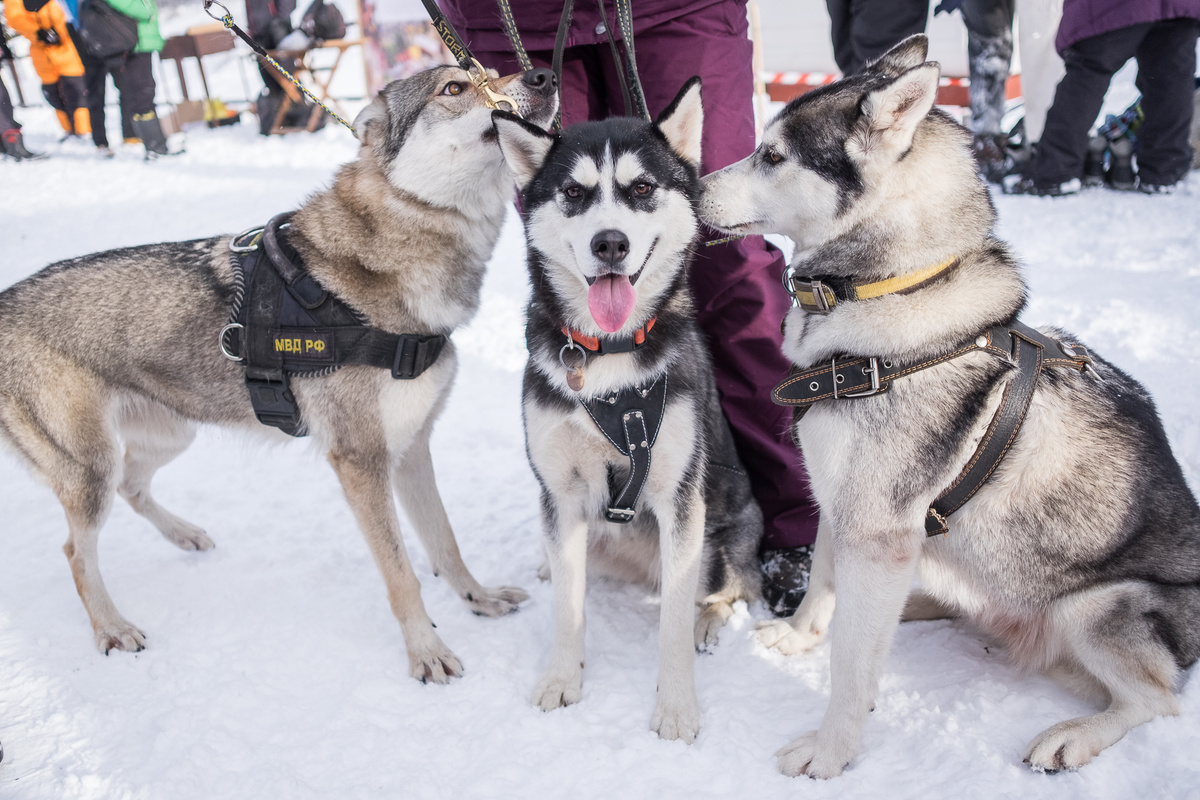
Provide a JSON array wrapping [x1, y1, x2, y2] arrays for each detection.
[[826, 0, 930, 75], [0, 74, 16, 131], [961, 0, 1014, 136], [84, 50, 157, 148], [1035, 17, 1200, 186]]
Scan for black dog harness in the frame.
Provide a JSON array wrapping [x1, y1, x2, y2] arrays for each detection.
[[219, 213, 447, 436], [583, 376, 667, 523], [772, 319, 1095, 537], [550, 319, 665, 524]]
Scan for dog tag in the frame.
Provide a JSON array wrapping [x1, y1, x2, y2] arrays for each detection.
[[566, 367, 585, 392]]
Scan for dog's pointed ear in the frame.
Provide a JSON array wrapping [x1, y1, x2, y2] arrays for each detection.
[[863, 34, 929, 77], [655, 77, 703, 168], [492, 110, 556, 188], [850, 62, 940, 160], [353, 94, 388, 149]]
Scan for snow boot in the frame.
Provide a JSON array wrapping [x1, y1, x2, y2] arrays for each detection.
[[2, 128, 44, 160], [1106, 136, 1136, 191], [1083, 136, 1107, 186], [761, 544, 814, 618], [132, 112, 171, 159]]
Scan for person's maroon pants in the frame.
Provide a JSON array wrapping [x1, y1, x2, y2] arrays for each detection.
[[466, 3, 818, 549]]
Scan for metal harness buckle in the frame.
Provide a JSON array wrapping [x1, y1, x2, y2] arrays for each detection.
[[833, 356, 881, 398], [808, 279, 832, 313]]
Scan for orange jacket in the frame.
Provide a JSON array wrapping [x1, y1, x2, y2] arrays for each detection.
[[3, 0, 85, 79]]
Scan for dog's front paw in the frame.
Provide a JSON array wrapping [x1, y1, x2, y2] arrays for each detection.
[[94, 619, 147, 654], [1023, 719, 1107, 772], [755, 619, 824, 655], [532, 668, 582, 711], [465, 586, 529, 617], [776, 731, 848, 779], [406, 636, 464, 684], [651, 695, 701, 743]]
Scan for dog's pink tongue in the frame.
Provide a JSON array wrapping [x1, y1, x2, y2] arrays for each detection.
[[587, 274, 637, 333]]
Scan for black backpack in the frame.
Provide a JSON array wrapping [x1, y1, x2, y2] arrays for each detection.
[[299, 0, 346, 42], [78, 0, 138, 60]]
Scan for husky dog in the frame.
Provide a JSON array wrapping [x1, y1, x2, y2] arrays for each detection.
[[701, 35, 1200, 776], [492, 79, 763, 742], [0, 66, 558, 682]]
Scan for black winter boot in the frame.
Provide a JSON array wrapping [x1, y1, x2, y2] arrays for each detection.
[[2, 128, 45, 160], [1106, 136, 1136, 191], [761, 544, 814, 618], [131, 111, 171, 158], [1083, 136, 1107, 186]]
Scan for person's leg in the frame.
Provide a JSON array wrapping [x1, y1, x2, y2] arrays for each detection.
[[825, 0, 856, 75], [1033, 24, 1145, 186], [0, 75, 16, 131], [622, 3, 820, 553], [960, 0, 1014, 138], [57, 74, 91, 135], [83, 54, 110, 148], [846, 0, 929, 75], [119, 53, 168, 156], [1131, 18, 1199, 187]]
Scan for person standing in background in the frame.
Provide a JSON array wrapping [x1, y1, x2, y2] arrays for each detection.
[[441, 0, 822, 617], [1013, 0, 1199, 195], [2, 23, 45, 158], [3, 0, 90, 137], [826, 0, 929, 75], [81, 0, 168, 157]]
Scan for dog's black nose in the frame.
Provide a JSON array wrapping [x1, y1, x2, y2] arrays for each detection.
[[591, 229, 630, 266], [522, 68, 558, 95]]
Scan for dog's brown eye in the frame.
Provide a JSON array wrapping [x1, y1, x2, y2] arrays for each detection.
[[443, 82, 465, 96], [766, 148, 784, 164], [564, 185, 584, 199], [633, 182, 654, 196]]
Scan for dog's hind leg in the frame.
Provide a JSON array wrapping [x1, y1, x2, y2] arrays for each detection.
[[649, 485, 705, 743], [117, 399, 213, 551], [532, 489, 589, 712], [901, 589, 957, 622], [392, 425, 527, 617], [1, 376, 147, 653], [757, 517, 837, 655], [776, 525, 922, 779], [328, 445, 463, 683], [1023, 581, 1186, 772]]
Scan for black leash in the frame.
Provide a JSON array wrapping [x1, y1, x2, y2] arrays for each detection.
[[201, 0, 357, 134], [417, 0, 521, 112]]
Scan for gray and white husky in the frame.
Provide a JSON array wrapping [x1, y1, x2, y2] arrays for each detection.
[[701, 35, 1200, 776], [493, 79, 762, 742], [0, 66, 557, 682]]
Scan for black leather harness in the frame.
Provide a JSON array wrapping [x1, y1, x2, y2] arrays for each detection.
[[220, 213, 447, 436], [772, 319, 1094, 537], [582, 376, 667, 523]]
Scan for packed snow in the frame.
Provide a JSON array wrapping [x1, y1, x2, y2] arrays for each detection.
[[2, 27, 1199, 799]]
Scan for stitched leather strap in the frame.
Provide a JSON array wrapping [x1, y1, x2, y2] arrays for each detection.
[[785, 257, 960, 314], [582, 376, 667, 523], [925, 331, 1042, 535]]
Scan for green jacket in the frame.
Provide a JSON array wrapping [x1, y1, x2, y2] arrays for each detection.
[[102, 0, 164, 53]]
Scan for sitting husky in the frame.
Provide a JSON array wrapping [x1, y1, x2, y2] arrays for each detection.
[[701, 36, 1200, 776], [0, 66, 557, 682], [492, 79, 762, 742]]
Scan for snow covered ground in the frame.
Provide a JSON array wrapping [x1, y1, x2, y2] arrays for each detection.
[[3, 52, 1200, 800]]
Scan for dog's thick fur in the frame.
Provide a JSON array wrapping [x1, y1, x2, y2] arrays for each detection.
[[701, 36, 1200, 776], [0, 66, 557, 682], [493, 80, 763, 742]]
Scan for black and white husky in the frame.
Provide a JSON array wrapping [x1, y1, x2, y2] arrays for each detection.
[[701, 36, 1200, 776], [493, 79, 762, 742]]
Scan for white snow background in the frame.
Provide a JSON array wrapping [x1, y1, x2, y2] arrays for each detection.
[[2, 13, 1200, 798]]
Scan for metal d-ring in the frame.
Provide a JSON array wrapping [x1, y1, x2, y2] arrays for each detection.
[[229, 226, 264, 253], [219, 323, 244, 361], [559, 337, 587, 371]]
